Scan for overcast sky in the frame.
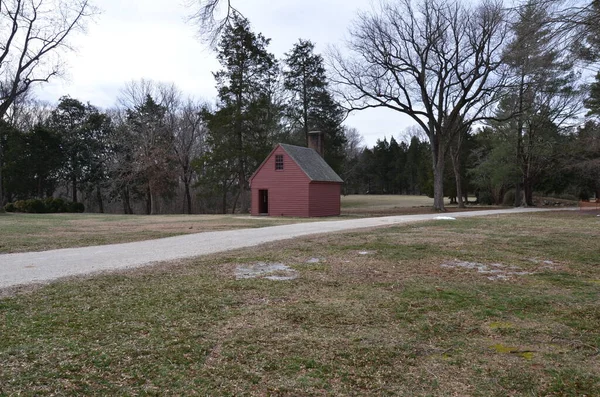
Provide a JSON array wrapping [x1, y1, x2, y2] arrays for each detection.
[[36, 0, 415, 147]]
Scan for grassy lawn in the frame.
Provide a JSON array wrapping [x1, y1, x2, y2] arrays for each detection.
[[0, 213, 310, 254], [0, 195, 497, 253], [341, 194, 434, 209], [1, 211, 599, 395]]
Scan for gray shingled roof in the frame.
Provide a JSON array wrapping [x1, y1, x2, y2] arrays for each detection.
[[280, 143, 343, 183]]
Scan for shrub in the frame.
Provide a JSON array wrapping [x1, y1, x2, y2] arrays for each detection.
[[26, 199, 47, 213], [68, 202, 85, 213], [45, 197, 69, 213], [502, 189, 516, 206], [13, 200, 28, 212], [4, 198, 84, 213], [478, 190, 495, 205]]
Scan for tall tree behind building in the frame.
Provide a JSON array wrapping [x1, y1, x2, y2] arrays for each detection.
[[284, 39, 346, 173], [202, 15, 279, 213]]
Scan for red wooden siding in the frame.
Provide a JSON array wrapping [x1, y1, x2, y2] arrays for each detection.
[[250, 144, 342, 217], [250, 146, 311, 217], [308, 182, 341, 217]]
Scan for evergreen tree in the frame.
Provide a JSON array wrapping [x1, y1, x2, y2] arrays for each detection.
[[50, 97, 112, 204], [501, 0, 581, 206], [205, 15, 279, 213], [2, 122, 63, 200], [283, 39, 346, 173], [585, 72, 600, 117]]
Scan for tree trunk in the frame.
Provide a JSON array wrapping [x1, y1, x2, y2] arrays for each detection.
[[72, 175, 78, 203], [150, 191, 158, 215], [222, 185, 227, 214], [231, 190, 240, 214], [96, 184, 104, 213], [450, 147, 465, 209], [184, 180, 192, 215], [524, 182, 534, 206], [146, 185, 152, 215], [432, 138, 446, 212], [0, 142, 4, 207], [514, 72, 525, 208]]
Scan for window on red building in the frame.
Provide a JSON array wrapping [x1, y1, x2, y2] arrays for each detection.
[[275, 154, 284, 170]]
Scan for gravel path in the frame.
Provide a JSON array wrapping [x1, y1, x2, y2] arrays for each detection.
[[0, 207, 568, 289]]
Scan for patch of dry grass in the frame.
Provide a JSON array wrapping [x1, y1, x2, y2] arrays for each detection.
[[1, 211, 599, 395], [1, 195, 498, 253], [0, 213, 311, 253]]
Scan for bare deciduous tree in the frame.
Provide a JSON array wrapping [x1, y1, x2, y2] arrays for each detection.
[[0, 0, 96, 119], [330, 0, 509, 211], [0, 0, 95, 206], [173, 99, 207, 214], [187, 0, 240, 46]]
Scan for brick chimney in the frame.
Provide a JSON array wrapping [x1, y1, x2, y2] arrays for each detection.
[[308, 131, 324, 158]]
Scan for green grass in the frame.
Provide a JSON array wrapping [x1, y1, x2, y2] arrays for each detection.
[[1, 211, 599, 395]]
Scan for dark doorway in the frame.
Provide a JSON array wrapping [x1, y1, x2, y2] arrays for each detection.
[[258, 190, 269, 215]]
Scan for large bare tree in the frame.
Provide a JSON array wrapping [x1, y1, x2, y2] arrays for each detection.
[[0, 0, 95, 206], [173, 99, 207, 214], [330, 0, 509, 211], [0, 0, 95, 119]]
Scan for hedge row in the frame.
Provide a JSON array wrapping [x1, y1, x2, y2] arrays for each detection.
[[4, 198, 84, 213]]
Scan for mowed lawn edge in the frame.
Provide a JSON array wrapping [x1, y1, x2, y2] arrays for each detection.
[[1, 211, 599, 395], [0, 212, 318, 254], [0, 193, 522, 254]]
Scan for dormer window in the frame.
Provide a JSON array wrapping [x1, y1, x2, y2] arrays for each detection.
[[275, 154, 284, 170]]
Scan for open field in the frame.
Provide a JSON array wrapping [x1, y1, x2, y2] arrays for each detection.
[[0, 213, 309, 254], [341, 194, 434, 209], [0, 195, 502, 254], [341, 195, 507, 216], [1, 211, 599, 395]]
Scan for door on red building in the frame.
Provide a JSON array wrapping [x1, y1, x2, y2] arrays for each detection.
[[259, 190, 269, 214]]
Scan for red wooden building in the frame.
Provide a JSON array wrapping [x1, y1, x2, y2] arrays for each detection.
[[250, 134, 343, 217]]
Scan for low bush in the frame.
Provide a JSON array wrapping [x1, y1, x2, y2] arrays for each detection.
[[502, 189, 516, 206], [44, 197, 69, 213], [4, 198, 84, 213], [68, 201, 85, 213], [477, 190, 495, 205]]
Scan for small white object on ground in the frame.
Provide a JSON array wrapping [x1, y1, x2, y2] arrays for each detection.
[[235, 262, 297, 281], [434, 216, 456, 220], [441, 260, 534, 280]]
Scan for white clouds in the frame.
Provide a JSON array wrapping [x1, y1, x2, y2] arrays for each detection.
[[34, 0, 414, 146]]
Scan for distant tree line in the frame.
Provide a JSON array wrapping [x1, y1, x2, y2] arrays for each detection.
[[0, 0, 599, 214], [0, 14, 351, 214]]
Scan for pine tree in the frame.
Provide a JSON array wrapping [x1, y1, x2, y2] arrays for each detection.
[[585, 72, 600, 117], [205, 15, 279, 213], [501, 0, 581, 206], [283, 39, 346, 173]]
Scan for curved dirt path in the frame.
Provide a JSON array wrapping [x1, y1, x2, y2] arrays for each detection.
[[0, 208, 569, 289]]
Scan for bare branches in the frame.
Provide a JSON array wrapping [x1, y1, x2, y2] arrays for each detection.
[[329, 0, 509, 210], [0, 0, 97, 120], [187, 0, 241, 47]]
